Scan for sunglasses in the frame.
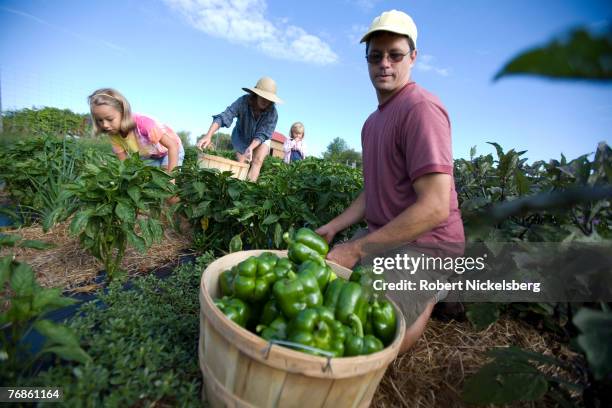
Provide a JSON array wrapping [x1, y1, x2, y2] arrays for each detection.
[[366, 50, 412, 64]]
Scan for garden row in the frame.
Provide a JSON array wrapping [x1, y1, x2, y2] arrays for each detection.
[[1, 134, 611, 406]]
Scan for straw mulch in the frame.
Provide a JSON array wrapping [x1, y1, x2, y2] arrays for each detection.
[[1, 220, 191, 292], [373, 317, 582, 408]]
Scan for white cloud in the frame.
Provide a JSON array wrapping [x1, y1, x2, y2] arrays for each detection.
[[164, 0, 338, 65], [416, 54, 451, 77], [347, 24, 369, 45]]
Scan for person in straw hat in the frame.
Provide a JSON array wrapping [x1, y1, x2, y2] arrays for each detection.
[[316, 10, 464, 353], [197, 76, 282, 182]]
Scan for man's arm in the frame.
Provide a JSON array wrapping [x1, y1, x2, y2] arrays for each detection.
[[315, 191, 366, 243], [326, 173, 451, 268]]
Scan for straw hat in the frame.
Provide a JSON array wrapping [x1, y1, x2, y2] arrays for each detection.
[[360, 10, 418, 48], [242, 76, 283, 104]]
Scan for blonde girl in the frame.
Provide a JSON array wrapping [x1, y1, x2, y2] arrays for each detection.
[[283, 122, 306, 163], [88, 88, 184, 172]]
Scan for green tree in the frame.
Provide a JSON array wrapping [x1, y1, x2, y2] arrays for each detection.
[[323, 137, 362, 168], [2, 107, 90, 137], [214, 132, 233, 150], [176, 130, 191, 147]]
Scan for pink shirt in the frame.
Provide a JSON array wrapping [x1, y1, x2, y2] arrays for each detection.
[[109, 114, 182, 159], [361, 82, 464, 244]]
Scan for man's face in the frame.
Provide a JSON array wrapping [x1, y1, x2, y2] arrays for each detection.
[[367, 33, 416, 99]]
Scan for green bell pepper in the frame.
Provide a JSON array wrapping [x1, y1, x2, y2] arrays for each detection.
[[214, 297, 250, 328], [288, 307, 345, 357], [297, 268, 323, 309], [335, 281, 369, 326], [272, 268, 323, 319], [273, 257, 296, 280], [218, 267, 235, 297], [298, 259, 332, 292], [233, 254, 279, 302], [323, 279, 346, 310], [370, 300, 397, 345], [273, 278, 306, 319], [344, 314, 384, 356], [283, 227, 329, 265], [256, 316, 288, 341], [260, 298, 282, 326], [349, 265, 380, 302]]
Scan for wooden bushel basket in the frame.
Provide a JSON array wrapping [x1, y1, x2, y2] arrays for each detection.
[[199, 250, 406, 408], [198, 153, 250, 180]]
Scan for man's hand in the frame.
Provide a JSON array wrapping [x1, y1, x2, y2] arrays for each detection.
[[197, 135, 212, 150], [315, 224, 337, 244], [326, 240, 361, 270]]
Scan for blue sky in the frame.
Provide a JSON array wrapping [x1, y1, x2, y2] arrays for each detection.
[[1, 0, 610, 162]]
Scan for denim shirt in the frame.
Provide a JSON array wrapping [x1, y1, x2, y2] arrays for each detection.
[[212, 95, 278, 154]]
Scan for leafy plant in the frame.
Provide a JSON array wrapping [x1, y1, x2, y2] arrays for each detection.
[[32, 254, 214, 406], [176, 157, 363, 253], [0, 234, 91, 384], [0, 135, 113, 229], [62, 153, 176, 280], [462, 346, 583, 406], [494, 25, 612, 81], [2, 107, 91, 137]]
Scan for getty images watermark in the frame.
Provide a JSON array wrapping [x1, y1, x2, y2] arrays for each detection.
[[361, 242, 612, 302], [371, 253, 542, 294]]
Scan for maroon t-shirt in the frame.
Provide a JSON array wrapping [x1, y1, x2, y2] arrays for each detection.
[[361, 82, 464, 244]]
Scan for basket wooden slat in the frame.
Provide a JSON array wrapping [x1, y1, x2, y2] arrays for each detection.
[[198, 153, 250, 180]]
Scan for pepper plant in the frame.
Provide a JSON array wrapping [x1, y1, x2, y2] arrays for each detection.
[[0, 234, 91, 384], [62, 153, 176, 281]]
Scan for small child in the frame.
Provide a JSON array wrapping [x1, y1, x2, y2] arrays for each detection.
[[88, 88, 184, 172], [283, 122, 306, 164]]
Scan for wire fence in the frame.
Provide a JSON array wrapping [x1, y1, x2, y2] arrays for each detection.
[[0, 64, 91, 137]]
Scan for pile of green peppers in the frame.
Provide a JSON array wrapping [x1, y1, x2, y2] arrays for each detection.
[[213, 227, 397, 358]]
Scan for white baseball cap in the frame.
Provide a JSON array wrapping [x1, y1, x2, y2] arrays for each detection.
[[360, 10, 418, 49]]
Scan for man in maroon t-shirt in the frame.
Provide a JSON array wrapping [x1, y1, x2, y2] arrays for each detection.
[[316, 10, 464, 353]]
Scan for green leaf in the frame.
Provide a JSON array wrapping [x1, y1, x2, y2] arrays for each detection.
[[573, 307, 612, 380], [34, 319, 80, 347], [42, 207, 64, 232], [262, 214, 280, 225], [487, 141, 505, 160], [0, 256, 12, 287], [69, 209, 93, 236], [514, 168, 530, 196], [494, 28, 612, 81], [115, 202, 136, 223], [126, 230, 147, 253], [192, 201, 212, 218], [19, 239, 55, 250], [83, 163, 102, 175], [274, 223, 283, 248], [237, 211, 255, 222], [42, 345, 91, 364], [32, 288, 77, 313], [10, 262, 36, 297], [462, 358, 548, 404], [138, 218, 153, 247], [228, 185, 241, 200], [466, 303, 500, 331], [0, 234, 21, 248], [127, 186, 142, 205], [193, 182, 206, 199]]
